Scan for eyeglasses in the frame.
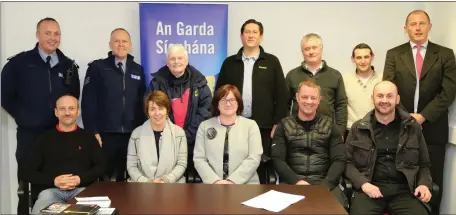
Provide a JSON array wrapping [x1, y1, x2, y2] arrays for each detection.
[[219, 98, 237, 105]]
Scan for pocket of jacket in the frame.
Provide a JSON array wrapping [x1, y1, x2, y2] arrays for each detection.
[[403, 143, 419, 167], [349, 141, 372, 167]]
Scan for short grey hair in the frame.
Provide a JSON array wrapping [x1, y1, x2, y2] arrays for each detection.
[[166, 44, 188, 59], [301, 33, 323, 49]]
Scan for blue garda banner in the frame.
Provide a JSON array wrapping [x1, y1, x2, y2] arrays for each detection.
[[139, 3, 228, 91]]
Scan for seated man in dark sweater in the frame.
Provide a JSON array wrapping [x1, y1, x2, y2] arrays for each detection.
[[271, 79, 347, 207], [345, 81, 432, 214], [20, 94, 106, 214]]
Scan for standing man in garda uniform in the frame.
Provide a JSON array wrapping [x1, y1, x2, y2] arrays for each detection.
[[215, 19, 289, 184], [383, 10, 456, 214], [1, 17, 80, 214], [82, 28, 146, 182]]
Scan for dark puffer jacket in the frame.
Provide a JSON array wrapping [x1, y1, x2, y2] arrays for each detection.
[[271, 114, 345, 190]]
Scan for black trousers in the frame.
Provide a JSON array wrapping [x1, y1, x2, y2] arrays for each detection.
[[426, 143, 446, 215], [16, 127, 51, 215], [350, 183, 428, 215], [257, 127, 272, 184], [100, 132, 131, 182]]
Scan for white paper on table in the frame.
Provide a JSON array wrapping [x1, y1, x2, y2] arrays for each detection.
[[76, 196, 110, 202], [95, 207, 116, 215], [76, 200, 111, 208], [241, 190, 305, 212]]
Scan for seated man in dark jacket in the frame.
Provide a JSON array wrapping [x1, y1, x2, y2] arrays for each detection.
[[271, 79, 347, 206], [20, 95, 106, 214], [345, 81, 432, 215]]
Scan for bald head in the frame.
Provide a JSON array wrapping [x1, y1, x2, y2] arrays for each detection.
[[56, 94, 79, 108], [373, 81, 398, 96], [55, 94, 80, 127], [372, 81, 400, 116]]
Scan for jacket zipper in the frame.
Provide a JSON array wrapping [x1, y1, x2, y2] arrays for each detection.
[[122, 70, 126, 133], [48, 67, 52, 108], [306, 131, 310, 175], [183, 87, 194, 129], [368, 129, 377, 181]]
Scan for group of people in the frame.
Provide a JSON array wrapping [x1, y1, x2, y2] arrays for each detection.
[[1, 8, 455, 215]]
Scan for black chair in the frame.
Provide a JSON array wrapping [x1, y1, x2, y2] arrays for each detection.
[[186, 165, 202, 183], [341, 178, 439, 214], [261, 155, 277, 184]]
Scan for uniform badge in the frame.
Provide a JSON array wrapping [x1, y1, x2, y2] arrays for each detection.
[[84, 76, 90, 86], [131, 74, 141, 80], [207, 128, 217, 139]]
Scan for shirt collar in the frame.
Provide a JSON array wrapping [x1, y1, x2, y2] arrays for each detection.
[[242, 51, 260, 61], [410, 40, 429, 49], [304, 61, 323, 72], [115, 57, 127, 68], [371, 111, 400, 127], [38, 47, 58, 63], [56, 123, 78, 132]]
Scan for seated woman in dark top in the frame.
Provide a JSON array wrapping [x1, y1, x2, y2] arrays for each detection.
[[127, 90, 187, 183]]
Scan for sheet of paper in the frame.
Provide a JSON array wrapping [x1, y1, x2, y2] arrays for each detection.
[[76, 200, 111, 208], [241, 190, 305, 213], [96, 207, 116, 215], [76, 196, 110, 202]]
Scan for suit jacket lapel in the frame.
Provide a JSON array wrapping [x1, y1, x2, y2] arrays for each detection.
[[400, 44, 417, 79], [421, 41, 439, 79]]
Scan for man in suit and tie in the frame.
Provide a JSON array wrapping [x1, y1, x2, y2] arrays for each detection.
[[383, 10, 456, 214]]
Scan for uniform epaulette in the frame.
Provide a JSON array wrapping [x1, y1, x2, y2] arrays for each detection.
[[88, 59, 103, 66], [7, 51, 25, 61]]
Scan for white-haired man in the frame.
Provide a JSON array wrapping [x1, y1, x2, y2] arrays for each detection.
[[147, 44, 212, 178]]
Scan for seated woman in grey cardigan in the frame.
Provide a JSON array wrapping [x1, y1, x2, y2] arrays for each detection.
[[127, 90, 187, 183], [194, 84, 263, 184]]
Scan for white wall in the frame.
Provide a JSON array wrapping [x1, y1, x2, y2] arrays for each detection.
[[1, 2, 455, 214]]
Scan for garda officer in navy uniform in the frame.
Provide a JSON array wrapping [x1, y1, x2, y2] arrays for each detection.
[[1, 17, 80, 214], [82, 28, 146, 182]]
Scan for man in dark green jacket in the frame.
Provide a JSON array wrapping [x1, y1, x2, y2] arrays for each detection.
[[345, 81, 432, 214], [286, 33, 347, 135]]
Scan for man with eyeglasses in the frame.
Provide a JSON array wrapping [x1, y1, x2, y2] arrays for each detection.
[[1, 17, 80, 214], [383, 10, 456, 214], [82, 28, 146, 182]]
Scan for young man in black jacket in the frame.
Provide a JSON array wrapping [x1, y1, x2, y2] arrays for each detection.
[[21, 95, 106, 214], [345, 81, 432, 214], [271, 79, 347, 207], [215, 19, 289, 183], [1, 17, 80, 214], [82, 28, 146, 182]]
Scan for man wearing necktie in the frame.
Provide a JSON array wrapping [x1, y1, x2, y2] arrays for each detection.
[[1, 17, 80, 214], [82, 28, 146, 182], [383, 10, 456, 214]]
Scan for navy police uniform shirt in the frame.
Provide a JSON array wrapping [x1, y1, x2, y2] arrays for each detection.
[[81, 51, 147, 134], [1, 42, 80, 129]]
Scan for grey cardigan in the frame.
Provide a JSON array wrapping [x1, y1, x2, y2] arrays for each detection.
[[127, 118, 187, 183], [194, 116, 262, 184]]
